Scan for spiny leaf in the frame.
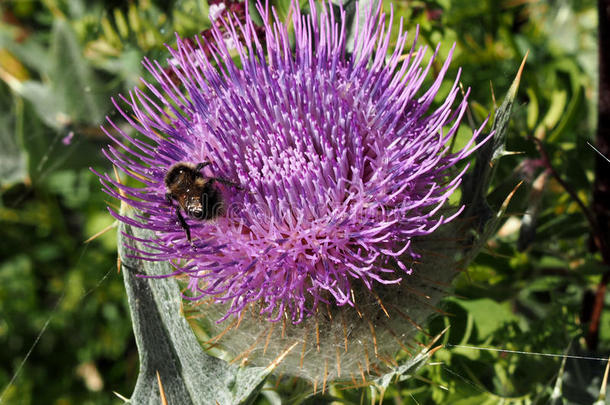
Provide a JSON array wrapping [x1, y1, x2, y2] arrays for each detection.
[[460, 52, 529, 231], [118, 207, 269, 405], [373, 328, 447, 391]]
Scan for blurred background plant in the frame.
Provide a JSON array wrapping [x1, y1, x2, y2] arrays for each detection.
[[0, 0, 603, 403]]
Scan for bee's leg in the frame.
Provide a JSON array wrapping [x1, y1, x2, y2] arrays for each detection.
[[195, 162, 211, 173], [166, 193, 192, 242], [176, 208, 192, 243], [211, 177, 243, 190]]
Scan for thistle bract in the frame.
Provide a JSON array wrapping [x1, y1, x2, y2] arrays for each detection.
[[100, 0, 491, 382]]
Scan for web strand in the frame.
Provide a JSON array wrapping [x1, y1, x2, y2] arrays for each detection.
[[0, 253, 114, 404], [446, 344, 610, 362], [0, 297, 59, 404]]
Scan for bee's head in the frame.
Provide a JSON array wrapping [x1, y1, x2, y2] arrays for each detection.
[[186, 197, 205, 219], [189, 206, 204, 219]]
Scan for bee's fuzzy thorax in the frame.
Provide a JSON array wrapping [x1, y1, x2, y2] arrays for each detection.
[[193, 177, 207, 188]]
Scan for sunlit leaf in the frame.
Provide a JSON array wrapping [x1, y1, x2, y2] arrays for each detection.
[[451, 298, 518, 340]]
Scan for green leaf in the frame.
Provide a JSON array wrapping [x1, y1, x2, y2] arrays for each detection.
[[460, 53, 528, 231], [451, 298, 517, 340], [49, 19, 108, 126], [542, 89, 567, 130], [526, 87, 539, 130], [11, 19, 109, 130], [0, 31, 51, 77], [332, 0, 369, 55], [118, 209, 269, 405], [0, 91, 27, 187], [19, 81, 68, 129]]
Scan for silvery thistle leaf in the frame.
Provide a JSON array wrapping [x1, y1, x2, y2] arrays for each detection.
[[118, 208, 270, 405]]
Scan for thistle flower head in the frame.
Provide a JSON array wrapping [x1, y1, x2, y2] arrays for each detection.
[[99, 0, 486, 341]]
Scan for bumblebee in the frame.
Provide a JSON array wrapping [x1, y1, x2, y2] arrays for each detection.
[[164, 162, 241, 242]]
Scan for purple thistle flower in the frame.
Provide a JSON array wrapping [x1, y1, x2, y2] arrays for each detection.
[[97, 0, 488, 326]]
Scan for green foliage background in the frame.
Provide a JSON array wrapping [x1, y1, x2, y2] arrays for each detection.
[[0, 0, 602, 403]]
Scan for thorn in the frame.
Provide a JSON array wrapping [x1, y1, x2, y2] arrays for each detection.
[[428, 344, 444, 357], [501, 50, 529, 109], [231, 329, 266, 365], [235, 310, 244, 330], [264, 341, 298, 373], [370, 362, 383, 377], [367, 320, 379, 357], [126, 168, 149, 182], [414, 273, 453, 289], [415, 298, 452, 316], [205, 318, 238, 347], [369, 290, 390, 318], [263, 323, 275, 355], [490, 80, 497, 109], [281, 315, 287, 339], [300, 324, 308, 369], [113, 165, 126, 199], [363, 345, 371, 374], [357, 361, 367, 383], [156, 371, 168, 405], [390, 304, 431, 337], [499, 150, 526, 157], [377, 353, 398, 368], [458, 81, 477, 132], [341, 312, 349, 352], [382, 323, 411, 354], [274, 372, 284, 389], [322, 359, 329, 394], [350, 288, 363, 318], [315, 317, 320, 352], [516, 50, 529, 82], [499, 180, 524, 215], [403, 285, 431, 300], [335, 345, 342, 378], [427, 326, 450, 350], [325, 302, 333, 320], [84, 221, 118, 244], [104, 199, 120, 212], [112, 391, 129, 402]]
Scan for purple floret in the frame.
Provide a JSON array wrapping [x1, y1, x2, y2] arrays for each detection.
[[97, 0, 488, 324]]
